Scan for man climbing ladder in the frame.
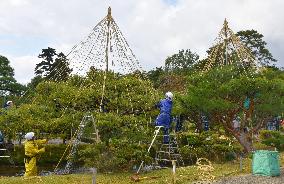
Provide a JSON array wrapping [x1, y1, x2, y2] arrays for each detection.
[[155, 92, 173, 144]]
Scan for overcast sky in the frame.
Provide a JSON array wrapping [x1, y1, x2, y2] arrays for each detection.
[[0, 0, 283, 84]]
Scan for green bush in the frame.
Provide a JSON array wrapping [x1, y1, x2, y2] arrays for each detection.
[[259, 130, 284, 151], [254, 142, 275, 151], [78, 141, 149, 172], [177, 131, 241, 164], [0, 144, 83, 168]]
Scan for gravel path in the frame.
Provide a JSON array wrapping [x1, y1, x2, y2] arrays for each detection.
[[213, 169, 284, 184]]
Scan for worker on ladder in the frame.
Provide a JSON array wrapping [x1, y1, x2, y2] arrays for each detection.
[[155, 92, 173, 144], [24, 132, 47, 177]]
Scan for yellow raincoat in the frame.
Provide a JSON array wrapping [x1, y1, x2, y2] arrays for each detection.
[[24, 139, 47, 177]]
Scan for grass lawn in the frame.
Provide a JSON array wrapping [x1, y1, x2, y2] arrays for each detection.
[[0, 153, 283, 184]]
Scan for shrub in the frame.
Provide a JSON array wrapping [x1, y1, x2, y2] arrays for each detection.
[[259, 130, 284, 151], [0, 144, 70, 167], [78, 141, 149, 172], [177, 131, 241, 164]]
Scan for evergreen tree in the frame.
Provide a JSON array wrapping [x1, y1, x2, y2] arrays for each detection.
[[236, 30, 277, 66], [165, 49, 199, 73], [0, 55, 25, 96], [35, 48, 72, 81]]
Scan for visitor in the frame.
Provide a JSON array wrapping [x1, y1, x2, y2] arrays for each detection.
[[175, 114, 185, 132], [0, 131, 3, 144], [232, 116, 241, 131], [4, 101, 13, 109], [281, 118, 284, 127], [155, 92, 173, 144], [24, 132, 47, 177]]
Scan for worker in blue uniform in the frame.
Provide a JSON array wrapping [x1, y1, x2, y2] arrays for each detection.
[[155, 92, 173, 144]]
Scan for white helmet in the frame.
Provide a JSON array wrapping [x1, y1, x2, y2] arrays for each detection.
[[165, 92, 173, 100], [6, 101, 12, 105], [25, 132, 35, 140]]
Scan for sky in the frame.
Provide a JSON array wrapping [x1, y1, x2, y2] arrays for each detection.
[[0, 0, 283, 84]]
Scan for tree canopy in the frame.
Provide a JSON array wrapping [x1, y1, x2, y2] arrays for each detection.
[[0, 55, 25, 97], [1, 26, 282, 170], [35, 47, 72, 81], [0, 69, 160, 142], [177, 66, 284, 152], [236, 30, 277, 66], [165, 49, 199, 73]]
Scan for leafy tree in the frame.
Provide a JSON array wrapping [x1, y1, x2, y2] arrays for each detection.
[[178, 66, 284, 152], [0, 69, 160, 170], [236, 30, 277, 66], [0, 55, 25, 96], [35, 48, 72, 81], [27, 75, 44, 90], [158, 74, 187, 93], [35, 47, 57, 76], [165, 49, 199, 73], [47, 52, 72, 81], [147, 49, 199, 91], [146, 67, 164, 89]]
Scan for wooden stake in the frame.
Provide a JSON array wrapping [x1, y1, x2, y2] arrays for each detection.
[[172, 160, 176, 184]]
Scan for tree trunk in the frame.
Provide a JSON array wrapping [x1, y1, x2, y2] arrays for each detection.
[[235, 132, 253, 153], [222, 116, 254, 153], [195, 117, 203, 133]]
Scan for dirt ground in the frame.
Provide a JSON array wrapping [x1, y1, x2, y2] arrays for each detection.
[[213, 168, 284, 184]]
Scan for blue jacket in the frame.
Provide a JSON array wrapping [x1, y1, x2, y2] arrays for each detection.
[[155, 98, 173, 128], [156, 98, 173, 115]]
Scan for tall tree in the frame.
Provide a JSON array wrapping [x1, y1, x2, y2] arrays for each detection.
[[148, 49, 199, 92], [165, 49, 199, 73], [35, 47, 57, 76], [158, 74, 187, 93], [0, 55, 25, 96], [236, 30, 277, 66], [146, 67, 164, 89], [47, 52, 72, 81], [35, 48, 72, 81]]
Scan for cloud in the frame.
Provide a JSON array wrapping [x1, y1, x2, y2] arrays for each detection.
[[6, 54, 40, 84], [0, 0, 283, 84]]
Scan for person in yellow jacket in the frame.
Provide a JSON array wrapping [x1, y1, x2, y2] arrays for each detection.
[[24, 132, 47, 177]]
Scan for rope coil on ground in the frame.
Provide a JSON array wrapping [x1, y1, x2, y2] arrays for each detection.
[[196, 158, 215, 182]]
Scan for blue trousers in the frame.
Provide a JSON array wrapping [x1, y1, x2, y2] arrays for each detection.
[[155, 113, 171, 144]]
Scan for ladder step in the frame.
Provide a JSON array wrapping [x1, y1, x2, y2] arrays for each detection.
[[160, 144, 178, 147], [154, 166, 168, 169], [0, 156, 10, 158], [171, 154, 182, 156], [155, 126, 164, 128], [157, 152, 181, 157], [160, 143, 176, 145], [157, 151, 171, 153], [0, 149, 7, 151], [160, 146, 178, 149], [156, 158, 176, 162]]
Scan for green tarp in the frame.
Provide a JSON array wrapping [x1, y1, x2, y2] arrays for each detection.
[[252, 150, 280, 176]]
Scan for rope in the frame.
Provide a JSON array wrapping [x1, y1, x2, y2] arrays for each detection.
[[99, 74, 107, 112], [196, 158, 215, 182], [53, 122, 81, 172]]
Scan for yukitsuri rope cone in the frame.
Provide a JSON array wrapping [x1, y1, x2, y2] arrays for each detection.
[[202, 19, 258, 73]]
